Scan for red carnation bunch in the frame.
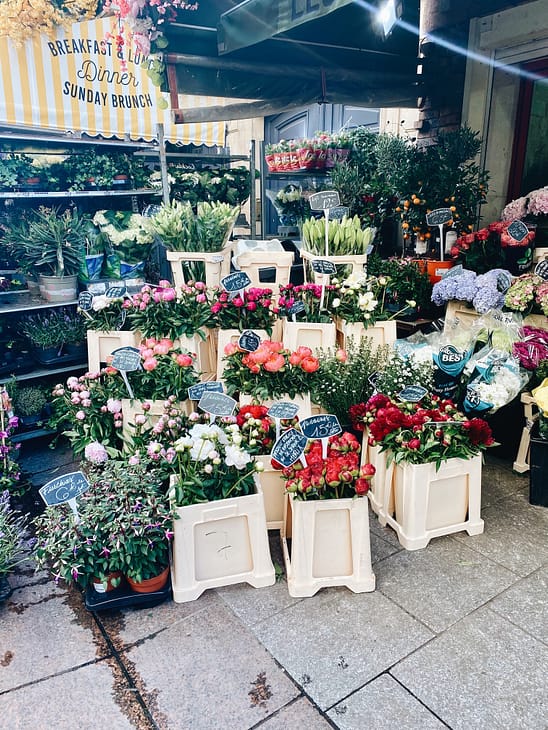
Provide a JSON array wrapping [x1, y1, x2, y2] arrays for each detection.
[[282, 432, 376, 501]]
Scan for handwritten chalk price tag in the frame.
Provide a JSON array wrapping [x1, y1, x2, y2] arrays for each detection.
[[506, 219, 529, 243], [288, 300, 306, 321], [426, 208, 453, 227], [311, 259, 337, 275], [39, 471, 89, 523], [268, 401, 300, 440], [369, 371, 382, 388], [441, 264, 463, 279], [78, 291, 93, 311], [300, 414, 341, 459], [397, 385, 428, 403], [105, 285, 127, 299], [534, 259, 548, 280], [329, 206, 349, 220], [111, 346, 141, 399], [198, 391, 236, 421], [308, 190, 340, 211], [221, 271, 251, 292], [188, 381, 224, 401], [271, 428, 308, 468], [238, 330, 261, 352]]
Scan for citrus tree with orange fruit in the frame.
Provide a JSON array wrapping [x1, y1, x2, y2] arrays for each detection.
[[397, 126, 489, 248]]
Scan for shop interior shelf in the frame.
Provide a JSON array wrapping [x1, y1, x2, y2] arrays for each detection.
[[0, 361, 87, 385]]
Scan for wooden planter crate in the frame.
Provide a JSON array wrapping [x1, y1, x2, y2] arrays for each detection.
[[170, 477, 275, 603], [281, 493, 375, 597]]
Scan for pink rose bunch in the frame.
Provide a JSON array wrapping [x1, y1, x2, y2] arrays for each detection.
[[210, 287, 275, 333]]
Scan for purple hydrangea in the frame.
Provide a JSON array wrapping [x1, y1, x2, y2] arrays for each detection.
[[431, 271, 477, 306]]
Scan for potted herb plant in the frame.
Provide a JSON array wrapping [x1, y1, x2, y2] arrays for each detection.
[[62, 310, 88, 359], [11, 384, 50, 431], [20, 310, 65, 364]]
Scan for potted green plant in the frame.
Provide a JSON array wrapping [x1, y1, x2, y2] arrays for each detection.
[[4, 207, 87, 302], [20, 310, 65, 364], [11, 384, 50, 430], [0, 491, 30, 602], [0, 153, 36, 190], [367, 254, 433, 316], [33, 458, 172, 593], [61, 310, 88, 358], [62, 149, 117, 190]]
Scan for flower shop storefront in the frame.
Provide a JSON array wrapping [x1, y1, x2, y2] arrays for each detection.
[[1, 2, 548, 613]]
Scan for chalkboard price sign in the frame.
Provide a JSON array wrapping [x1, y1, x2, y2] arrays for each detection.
[[188, 381, 224, 401], [221, 271, 251, 292], [426, 208, 453, 227], [288, 301, 306, 317], [441, 264, 463, 279], [308, 190, 340, 211], [534, 259, 548, 280], [105, 285, 127, 299], [39, 471, 89, 507], [238, 330, 261, 352], [78, 291, 93, 311], [268, 401, 299, 420], [329, 206, 350, 220], [506, 219, 529, 243], [369, 371, 382, 388], [271, 428, 308, 468], [398, 385, 428, 403], [311, 259, 337, 275], [111, 347, 141, 372], [198, 391, 237, 417], [300, 414, 341, 440]]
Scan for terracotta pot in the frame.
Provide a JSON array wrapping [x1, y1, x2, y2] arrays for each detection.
[[92, 571, 123, 593], [127, 565, 169, 594], [426, 259, 454, 284]]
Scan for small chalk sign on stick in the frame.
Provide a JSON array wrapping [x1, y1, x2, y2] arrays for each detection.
[[426, 208, 453, 227], [308, 190, 341, 211], [188, 381, 224, 401], [111, 346, 141, 399], [300, 414, 342, 458], [397, 385, 428, 403], [271, 428, 308, 468], [238, 330, 261, 352], [329, 205, 350, 220], [105, 285, 127, 299], [312, 259, 337, 275], [78, 291, 93, 311], [198, 391, 237, 423], [534, 259, 548, 280], [288, 300, 306, 322], [220, 271, 251, 302], [506, 219, 529, 243], [268, 401, 300, 441], [39, 471, 89, 524]]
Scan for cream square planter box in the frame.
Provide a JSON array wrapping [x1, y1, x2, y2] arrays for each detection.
[[300, 250, 367, 283], [86, 329, 140, 373], [166, 246, 233, 290], [170, 478, 275, 603], [384, 454, 484, 551], [255, 460, 285, 530], [282, 320, 336, 353], [361, 437, 394, 520], [217, 328, 269, 380], [335, 318, 397, 350], [177, 329, 216, 379], [281, 494, 375, 597], [239, 392, 312, 420]]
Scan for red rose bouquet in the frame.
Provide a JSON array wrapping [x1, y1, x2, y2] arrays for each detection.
[[236, 404, 298, 455], [222, 340, 320, 400], [281, 432, 376, 500], [353, 393, 495, 468]]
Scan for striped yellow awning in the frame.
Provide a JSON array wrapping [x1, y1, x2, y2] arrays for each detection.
[[0, 18, 225, 146]]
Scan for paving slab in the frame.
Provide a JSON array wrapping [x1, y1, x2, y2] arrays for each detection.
[[252, 587, 434, 710], [392, 606, 548, 730], [489, 567, 548, 644], [480, 459, 529, 508], [121, 597, 300, 728], [453, 494, 548, 576], [217, 577, 301, 628], [368, 514, 403, 549], [369, 531, 401, 565], [260, 696, 333, 728], [98, 589, 220, 648], [0, 582, 109, 692], [0, 661, 135, 730], [377, 536, 518, 632], [328, 673, 445, 729]]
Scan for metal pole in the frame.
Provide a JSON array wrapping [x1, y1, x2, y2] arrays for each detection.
[[157, 123, 170, 206]]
